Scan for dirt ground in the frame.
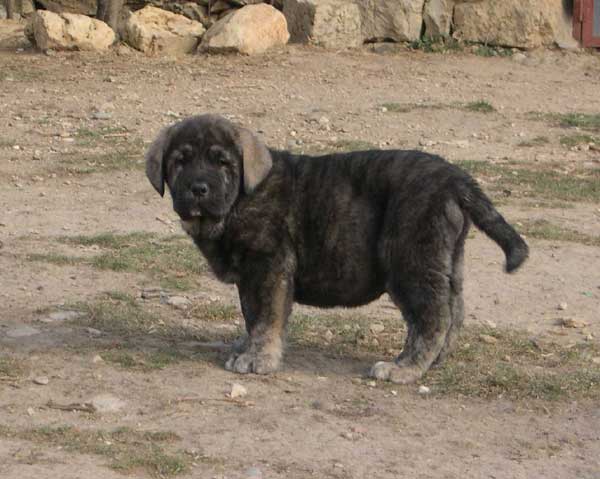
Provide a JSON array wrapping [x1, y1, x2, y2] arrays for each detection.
[[1, 20, 600, 479]]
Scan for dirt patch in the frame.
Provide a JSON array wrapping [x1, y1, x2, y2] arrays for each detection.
[[1, 24, 600, 479]]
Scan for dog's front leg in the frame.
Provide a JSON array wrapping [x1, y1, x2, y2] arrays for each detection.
[[225, 257, 294, 375]]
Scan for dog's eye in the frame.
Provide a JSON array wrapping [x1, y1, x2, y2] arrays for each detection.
[[208, 146, 231, 165]]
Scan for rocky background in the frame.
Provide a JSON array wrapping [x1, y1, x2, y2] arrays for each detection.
[[0, 0, 581, 55]]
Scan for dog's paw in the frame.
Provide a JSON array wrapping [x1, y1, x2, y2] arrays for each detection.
[[225, 351, 280, 375], [369, 361, 424, 384]]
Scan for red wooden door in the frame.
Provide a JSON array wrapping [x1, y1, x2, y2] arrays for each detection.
[[574, 0, 600, 47]]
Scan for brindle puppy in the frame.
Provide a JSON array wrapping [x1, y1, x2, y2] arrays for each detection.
[[146, 114, 528, 384]]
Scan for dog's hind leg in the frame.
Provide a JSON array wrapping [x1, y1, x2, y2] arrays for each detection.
[[435, 222, 468, 364], [371, 201, 463, 384]]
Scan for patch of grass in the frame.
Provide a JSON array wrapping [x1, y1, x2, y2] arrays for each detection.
[[0, 425, 188, 477], [409, 36, 463, 53], [464, 100, 496, 113], [188, 303, 239, 323], [430, 327, 600, 401], [26, 252, 80, 266], [60, 232, 204, 291], [380, 102, 446, 113], [0, 137, 16, 148], [473, 44, 513, 57], [72, 292, 161, 336], [528, 112, 600, 132], [57, 148, 143, 175], [101, 349, 185, 371], [559, 134, 599, 148], [518, 136, 550, 148], [0, 356, 27, 381], [331, 139, 378, 152], [75, 126, 130, 147], [518, 219, 600, 247], [557, 113, 600, 131], [455, 160, 600, 203]]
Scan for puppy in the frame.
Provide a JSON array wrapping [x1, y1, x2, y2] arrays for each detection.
[[146, 114, 528, 384]]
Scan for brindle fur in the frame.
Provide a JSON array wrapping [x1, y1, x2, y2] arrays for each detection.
[[146, 114, 529, 383]]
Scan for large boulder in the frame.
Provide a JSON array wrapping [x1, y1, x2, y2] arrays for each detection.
[[124, 5, 205, 55], [283, 0, 362, 48], [453, 0, 578, 49], [423, 0, 453, 38], [200, 4, 289, 55], [31, 10, 116, 51], [358, 0, 426, 42]]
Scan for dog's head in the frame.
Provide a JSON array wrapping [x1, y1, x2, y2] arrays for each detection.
[[145, 114, 272, 238]]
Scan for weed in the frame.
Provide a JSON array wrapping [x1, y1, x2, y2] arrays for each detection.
[[518, 219, 600, 247], [559, 134, 599, 148], [0, 356, 27, 381], [517, 136, 550, 148], [464, 100, 496, 113]]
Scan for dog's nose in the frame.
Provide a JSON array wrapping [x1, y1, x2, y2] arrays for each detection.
[[191, 182, 209, 198]]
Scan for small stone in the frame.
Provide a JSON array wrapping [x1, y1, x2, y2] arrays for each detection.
[[85, 327, 103, 336], [6, 325, 40, 338], [479, 334, 498, 345], [369, 323, 385, 335], [91, 111, 112, 120], [245, 467, 262, 479], [591, 357, 600, 365], [366, 380, 376, 387], [380, 106, 388, 113], [27, 407, 35, 416], [323, 329, 334, 342], [92, 354, 104, 364], [90, 394, 126, 413], [229, 383, 248, 399], [141, 287, 167, 299], [512, 52, 527, 63], [558, 317, 587, 329], [41, 310, 84, 323], [418, 385, 431, 395], [164, 295, 191, 309], [390, 390, 397, 396], [558, 302, 568, 311], [341, 431, 355, 440], [484, 320, 497, 329], [32, 150, 43, 161], [33, 376, 49, 385]]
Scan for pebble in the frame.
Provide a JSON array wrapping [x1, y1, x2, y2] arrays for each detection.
[[5, 325, 40, 338], [558, 317, 587, 329], [229, 383, 248, 399], [91, 111, 112, 120], [33, 376, 49, 385], [324, 329, 334, 342], [369, 323, 385, 335], [479, 334, 498, 345], [591, 357, 600, 365], [92, 354, 104, 364], [27, 407, 35, 416], [86, 327, 103, 336], [245, 467, 263, 479], [90, 394, 126, 413], [512, 52, 527, 63], [558, 302, 568, 311], [418, 385, 431, 395], [366, 380, 376, 387], [141, 287, 167, 299], [163, 295, 191, 309], [40, 310, 84, 323]]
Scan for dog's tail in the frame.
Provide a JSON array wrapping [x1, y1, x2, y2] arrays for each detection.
[[457, 178, 529, 273]]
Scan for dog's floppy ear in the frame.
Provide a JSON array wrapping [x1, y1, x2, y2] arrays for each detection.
[[237, 128, 272, 194], [145, 126, 173, 197]]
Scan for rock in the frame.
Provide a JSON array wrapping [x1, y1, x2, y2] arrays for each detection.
[[324, 329, 334, 342], [283, 0, 362, 48], [512, 52, 527, 63], [27, 407, 35, 416], [124, 6, 205, 55], [592, 357, 600, 365], [40, 310, 84, 323], [33, 376, 49, 385], [92, 354, 104, 364], [557, 302, 568, 311], [423, 0, 453, 38], [90, 393, 126, 413], [200, 4, 289, 55], [479, 334, 498, 345], [163, 295, 191, 309], [418, 385, 431, 395], [5, 325, 40, 338], [31, 10, 116, 51], [558, 317, 587, 329], [369, 323, 385, 335], [229, 383, 248, 399], [454, 0, 579, 50], [36, 0, 96, 16], [358, 0, 425, 42], [141, 287, 168, 299], [90, 111, 112, 120]]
